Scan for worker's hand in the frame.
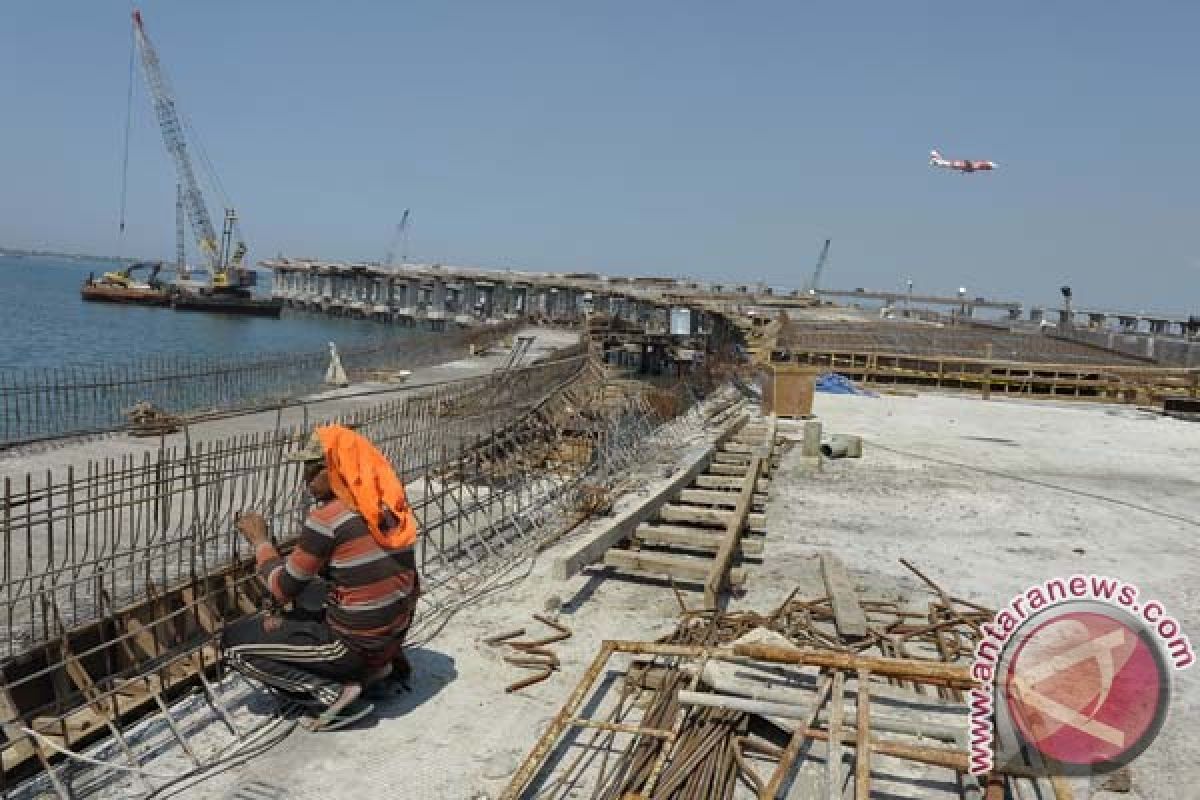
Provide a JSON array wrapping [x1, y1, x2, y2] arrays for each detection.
[[236, 512, 269, 546]]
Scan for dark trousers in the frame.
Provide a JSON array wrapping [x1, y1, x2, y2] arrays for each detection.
[[223, 612, 364, 708]]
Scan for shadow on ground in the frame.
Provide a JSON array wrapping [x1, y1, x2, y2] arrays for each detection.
[[368, 646, 458, 723]]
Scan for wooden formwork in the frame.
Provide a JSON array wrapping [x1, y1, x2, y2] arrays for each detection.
[[0, 558, 265, 782], [777, 348, 1200, 403]]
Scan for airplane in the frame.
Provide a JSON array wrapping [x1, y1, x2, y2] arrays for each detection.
[[929, 149, 997, 173]]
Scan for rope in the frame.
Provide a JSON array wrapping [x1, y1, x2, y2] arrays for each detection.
[[116, 19, 137, 258]]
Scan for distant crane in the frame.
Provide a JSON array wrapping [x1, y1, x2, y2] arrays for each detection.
[[131, 9, 251, 291], [383, 209, 411, 267], [805, 238, 832, 295], [174, 184, 187, 277]]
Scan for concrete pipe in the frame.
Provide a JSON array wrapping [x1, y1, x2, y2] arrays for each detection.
[[821, 434, 863, 459]]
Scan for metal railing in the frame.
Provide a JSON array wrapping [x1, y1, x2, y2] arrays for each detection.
[[0, 324, 517, 447]]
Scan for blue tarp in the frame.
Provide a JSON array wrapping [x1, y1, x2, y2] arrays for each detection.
[[815, 372, 876, 397]]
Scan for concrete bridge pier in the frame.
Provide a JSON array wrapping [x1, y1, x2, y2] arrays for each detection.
[[508, 284, 528, 319], [427, 277, 448, 331]]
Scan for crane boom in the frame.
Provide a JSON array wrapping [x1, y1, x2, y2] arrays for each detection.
[[806, 238, 831, 294], [131, 9, 220, 271], [174, 184, 187, 276], [383, 209, 411, 266]]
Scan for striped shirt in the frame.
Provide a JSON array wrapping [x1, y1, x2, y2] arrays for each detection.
[[256, 498, 419, 658]]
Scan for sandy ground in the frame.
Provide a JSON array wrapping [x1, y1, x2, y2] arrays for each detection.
[[12, 387, 1198, 799]]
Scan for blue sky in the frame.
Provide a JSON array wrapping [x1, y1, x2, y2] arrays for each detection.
[[2, 2, 1198, 313]]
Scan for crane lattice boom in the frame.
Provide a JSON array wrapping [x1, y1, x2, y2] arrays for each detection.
[[132, 10, 221, 272], [807, 238, 831, 294], [175, 184, 187, 276]]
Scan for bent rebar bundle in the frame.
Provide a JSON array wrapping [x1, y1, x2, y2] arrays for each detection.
[[0, 353, 709, 796]]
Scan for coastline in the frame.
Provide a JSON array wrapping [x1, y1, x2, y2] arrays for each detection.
[[0, 327, 580, 477]]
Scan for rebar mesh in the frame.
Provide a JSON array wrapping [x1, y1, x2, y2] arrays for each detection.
[[0, 353, 723, 797], [777, 321, 1147, 365]]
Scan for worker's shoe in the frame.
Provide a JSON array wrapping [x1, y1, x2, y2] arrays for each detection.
[[308, 701, 375, 732], [304, 683, 373, 732]]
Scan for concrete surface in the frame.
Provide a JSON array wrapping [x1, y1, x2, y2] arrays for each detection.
[[757, 391, 1199, 800], [12, 387, 1198, 799]]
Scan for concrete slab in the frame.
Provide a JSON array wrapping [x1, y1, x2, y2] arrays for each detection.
[[751, 390, 1200, 800]]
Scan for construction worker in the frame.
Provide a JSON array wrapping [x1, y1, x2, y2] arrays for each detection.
[[224, 425, 420, 731]]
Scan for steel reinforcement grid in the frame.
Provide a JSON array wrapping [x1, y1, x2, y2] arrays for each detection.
[[0, 323, 517, 448], [0, 352, 714, 795], [777, 321, 1149, 365]]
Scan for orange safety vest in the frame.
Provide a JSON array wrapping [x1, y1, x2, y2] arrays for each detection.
[[315, 424, 418, 550]]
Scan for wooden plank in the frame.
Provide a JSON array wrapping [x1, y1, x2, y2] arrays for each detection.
[[855, 670, 871, 800], [677, 488, 767, 508], [710, 462, 751, 476], [827, 671, 846, 800], [634, 524, 765, 555], [820, 551, 869, 639], [554, 412, 748, 579], [658, 504, 766, 530], [704, 453, 764, 608], [0, 682, 35, 771], [693, 475, 770, 492], [603, 549, 746, 585]]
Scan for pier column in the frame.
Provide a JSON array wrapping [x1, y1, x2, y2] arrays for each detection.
[[427, 278, 447, 328], [462, 280, 479, 319], [595, 292, 612, 315], [492, 283, 509, 317], [478, 282, 497, 320]]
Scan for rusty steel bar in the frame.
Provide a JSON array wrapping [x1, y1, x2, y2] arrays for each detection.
[[4, 354, 714, 791]]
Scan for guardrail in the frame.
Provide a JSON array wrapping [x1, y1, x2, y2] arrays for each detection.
[[0, 323, 518, 448]]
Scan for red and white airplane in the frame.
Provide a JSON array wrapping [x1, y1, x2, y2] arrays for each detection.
[[929, 149, 997, 173]]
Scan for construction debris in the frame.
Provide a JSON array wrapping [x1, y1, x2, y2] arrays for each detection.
[[487, 614, 573, 693], [123, 401, 182, 436], [500, 563, 1013, 800], [820, 433, 863, 459]]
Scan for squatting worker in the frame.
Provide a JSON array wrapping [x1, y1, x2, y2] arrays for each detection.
[[223, 424, 421, 731]]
